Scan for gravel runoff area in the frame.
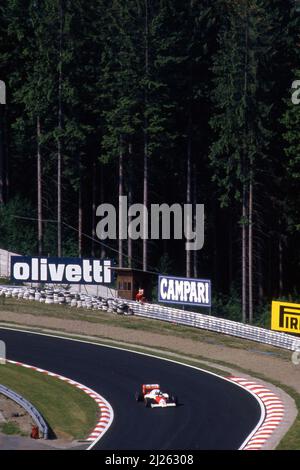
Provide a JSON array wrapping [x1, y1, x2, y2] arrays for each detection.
[[0, 431, 86, 450], [0, 394, 35, 434], [0, 310, 299, 450]]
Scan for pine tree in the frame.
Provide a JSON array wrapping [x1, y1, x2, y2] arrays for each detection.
[[281, 77, 300, 264], [210, 0, 276, 322]]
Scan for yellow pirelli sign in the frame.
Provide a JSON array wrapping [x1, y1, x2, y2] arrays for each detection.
[[271, 301, 300, 334]]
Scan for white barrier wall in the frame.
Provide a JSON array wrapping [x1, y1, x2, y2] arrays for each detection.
[[0, 248, 20, 278]]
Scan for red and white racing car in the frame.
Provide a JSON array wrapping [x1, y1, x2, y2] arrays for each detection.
[[135, 384, 178, 408]]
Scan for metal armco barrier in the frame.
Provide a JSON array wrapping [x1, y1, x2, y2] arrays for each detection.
[[0, 384, 49, 438], [125, 300, 300, 352], [1, 283, 300, 352]]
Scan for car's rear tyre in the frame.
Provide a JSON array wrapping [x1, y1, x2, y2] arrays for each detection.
[[135, 392, 143, 402], [167, 392, 174, 403], [171, 395, 178, 406], [144, 398, 151, 408]]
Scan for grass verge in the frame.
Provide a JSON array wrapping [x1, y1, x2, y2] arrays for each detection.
[[0, 362, 99, 440], [273, 385, 300, 450]]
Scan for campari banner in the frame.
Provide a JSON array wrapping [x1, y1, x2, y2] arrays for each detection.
[[158, 275, 211, 308]]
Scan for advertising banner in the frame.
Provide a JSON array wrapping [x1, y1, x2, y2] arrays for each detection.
[[10, 256, 112, 285], [271, 301, 300, 335], [158, 275, 211, 307]]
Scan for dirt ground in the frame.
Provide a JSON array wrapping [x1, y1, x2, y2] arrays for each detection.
[[0, 432, 87, 450], [0, 394, 34, 436]]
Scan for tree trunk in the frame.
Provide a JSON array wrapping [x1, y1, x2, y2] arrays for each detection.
[[100, 164, 106, 259], [143, 133, 148, 272], [186, 2, 194, 278], [213, 201, 218, 289], [268, 240, 272, 296], [242, 186, 247, 323], [186, 111, 192, 278], [0, 106, 5, 205], [91, 157, 96, 257], [78, 156, 82, 257], [242, 0, 249, 323], [228, 211, 233, 291], [57, 141, 62, 257], [127, 141, 133, 268], [37, 116, 43, 255], [257, 251, 264, 305], [248, 180, 253, 323], [57, 0, 63, 257], [4, 107, 9, 201], [143, 0, 149, 272], [119, 135, 124, 267], [279, 235, 283, 296], [192, 163, 197, 278]]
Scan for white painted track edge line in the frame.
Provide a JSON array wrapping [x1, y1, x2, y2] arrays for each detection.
[[228, 379, 266, 450], [230, 377, 285, 450]]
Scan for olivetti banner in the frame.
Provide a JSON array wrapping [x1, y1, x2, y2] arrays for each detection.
[[10, 256, 112, 285]]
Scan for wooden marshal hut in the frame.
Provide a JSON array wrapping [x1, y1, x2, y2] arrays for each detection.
[[112, 267, 154, 301]]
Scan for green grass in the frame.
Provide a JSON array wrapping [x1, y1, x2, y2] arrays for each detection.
[[0, 363, 99, 440], [0, 421, 24, 436], [276, 385, 300, 450], [0, 278, 18, 285]]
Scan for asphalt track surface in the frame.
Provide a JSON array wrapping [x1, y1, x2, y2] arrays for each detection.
[[0, 328, 261, 450]]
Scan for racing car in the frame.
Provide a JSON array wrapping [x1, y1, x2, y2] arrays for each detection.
[[135, 384, 178, 408]]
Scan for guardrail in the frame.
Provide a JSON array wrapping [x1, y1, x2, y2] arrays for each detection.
[[1, 284, 300, 352], [125, 300, 300, 352], [0, 384, 49, 438]]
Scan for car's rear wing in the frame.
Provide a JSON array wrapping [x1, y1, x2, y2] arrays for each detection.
[[142, 383, 160, 394]]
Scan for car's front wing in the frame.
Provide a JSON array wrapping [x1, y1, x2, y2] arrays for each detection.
[[150, 402, 177, 408]]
